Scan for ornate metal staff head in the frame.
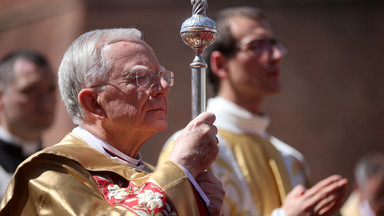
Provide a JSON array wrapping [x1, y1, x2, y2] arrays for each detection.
[[180, 0, 217, 118], [180, 0, 217, 68]]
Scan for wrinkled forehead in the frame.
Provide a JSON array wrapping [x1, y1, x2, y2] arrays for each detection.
[[9, 58, 54, 90], [13, 58, 53, 80], [101, 40, 163, 79], [229, 16, 275, 42], [103, 39, 160, 68]]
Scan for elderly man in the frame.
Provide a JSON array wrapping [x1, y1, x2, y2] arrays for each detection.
[[159, 6, 348, 216], [0, 50, 56, 198], [0, 28, 224, 215]]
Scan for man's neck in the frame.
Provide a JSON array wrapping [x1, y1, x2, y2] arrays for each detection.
[[217, 92, 264, 115], [81, 123, 148, 159], [71, 126, 145, 169], [0, 125, 41, 142], [0, 123, 41, 141], [0, 126, 41, 156]]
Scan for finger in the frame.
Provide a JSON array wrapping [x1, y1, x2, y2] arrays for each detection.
[[315, 196, 337, 215], [305, 178, 348, 214], [315, 180, 348, 215], [307, 177, 347, 201], [211, 124, 218, 136], [198, 182, 223, 194], [196, 171, 211, 182], [304, 175, 343, 197], [286, 184, 306, 199], [196, 172, 222, 186], [314, 193, 338, 212], [193, 112, 216, 125], [318, 197, 345, 216], [206, 125, 219, 147], [208, 202, 223, 216], [317, 195, 345, 216]]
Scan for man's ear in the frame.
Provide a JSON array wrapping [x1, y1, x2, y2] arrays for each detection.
[[0, 90, 5, 111], [210, 50, 230, 79], [78, 88, 106, 120]]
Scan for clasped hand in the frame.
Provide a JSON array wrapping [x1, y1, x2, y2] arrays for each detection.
[[282, 175, 348, 216]]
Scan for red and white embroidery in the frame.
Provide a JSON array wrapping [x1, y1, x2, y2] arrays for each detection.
[[93, 175, 177, 215]]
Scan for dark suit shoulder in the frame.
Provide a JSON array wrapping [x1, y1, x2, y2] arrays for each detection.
[[0, 139, 25, 173]]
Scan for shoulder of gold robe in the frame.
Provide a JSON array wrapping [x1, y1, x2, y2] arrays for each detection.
[[0, 133, 204, 216]]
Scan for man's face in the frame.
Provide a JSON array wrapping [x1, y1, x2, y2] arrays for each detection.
[[0, 58, 56, 140], [226, 16, 285, 98], [98, 40, 171, 137]]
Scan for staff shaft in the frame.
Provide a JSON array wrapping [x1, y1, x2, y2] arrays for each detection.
[[191, 67, 206, 118]]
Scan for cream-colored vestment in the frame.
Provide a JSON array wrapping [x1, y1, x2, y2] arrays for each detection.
[[158, 97, 310, 216]]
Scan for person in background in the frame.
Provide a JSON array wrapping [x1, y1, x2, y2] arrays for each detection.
[[158, 6, 348, 216], [0, 28, 224, 216], [341, 152, 384, 216], [0, 50, 56, 198]]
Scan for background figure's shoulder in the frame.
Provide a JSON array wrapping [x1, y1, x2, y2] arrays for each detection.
[[0, 166, 12, 199], [269, 136, 306, 162], [142, 162, 156, 173], [163, 130, 183, 149], [269, 136, 311, 186], [157, 130, 183, 166]]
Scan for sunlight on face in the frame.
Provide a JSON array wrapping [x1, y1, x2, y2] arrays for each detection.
[[99, 40, 171, 137], [227, 16, 283, 97]]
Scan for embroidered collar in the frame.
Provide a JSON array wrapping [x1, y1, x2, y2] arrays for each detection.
[[71, 126, 145, 170], [207, 96, 270, 138]]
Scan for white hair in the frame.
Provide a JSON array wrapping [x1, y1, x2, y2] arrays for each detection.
[[58, 28, 143, 124], [355, 152, 384, 188]]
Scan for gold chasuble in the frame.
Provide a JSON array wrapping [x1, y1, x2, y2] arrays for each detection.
[[217, 129, 292, 215], [158, 96, 310, 216], [340, 191, 362, 216], [0, 134, 206, 216]]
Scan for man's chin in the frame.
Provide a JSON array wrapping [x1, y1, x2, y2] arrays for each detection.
[[150, 120, 168, 132], [33, 118, 55, 128], [269, 89, 281, 95], [266, 84, 281, 94]]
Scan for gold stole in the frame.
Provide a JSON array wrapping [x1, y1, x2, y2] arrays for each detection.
[[219, 129, 293, 215], [340, 191, 361, 216]]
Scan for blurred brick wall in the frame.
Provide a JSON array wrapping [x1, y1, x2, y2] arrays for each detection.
[[1, 0, 383, 195], [0, 0, 85, 146]]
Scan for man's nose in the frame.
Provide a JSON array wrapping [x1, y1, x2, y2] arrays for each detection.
[[150, 75, 171, 95]]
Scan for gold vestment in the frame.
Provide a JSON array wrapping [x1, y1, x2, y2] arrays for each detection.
[[0, 133, 206, 216], [340, 191, 361, 216], [159, 130, 306, 216], [158, 96, 310, 216]]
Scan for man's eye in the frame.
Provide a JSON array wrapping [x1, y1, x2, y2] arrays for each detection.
[[126, 75, 137, 82], [22, 86, 38, 95], [252, 40, 269, 49], [135, 70, 152, 86], [136, 75, 148, 81]]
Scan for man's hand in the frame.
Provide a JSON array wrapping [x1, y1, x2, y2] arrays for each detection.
[[196, 171, 225, 216], [169, 112, 219, 178], [282, 175, 348, 216]]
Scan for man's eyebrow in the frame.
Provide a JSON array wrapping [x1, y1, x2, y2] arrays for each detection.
[[131, 65, 148, 71], [238, 37, 275, 46], [121, 65, 148, 76]]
